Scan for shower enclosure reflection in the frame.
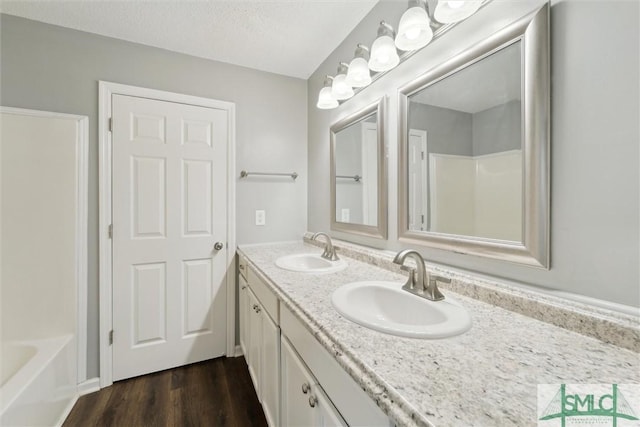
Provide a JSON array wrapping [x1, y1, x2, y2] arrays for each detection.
[[407, 41, 522, 241]]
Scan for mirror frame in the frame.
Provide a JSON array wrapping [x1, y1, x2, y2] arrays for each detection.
[[398, 4, 549, 268], [331, 97, 388, 239]]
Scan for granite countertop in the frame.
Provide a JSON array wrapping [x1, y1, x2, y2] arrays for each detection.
[[238, 241, 640, 427]]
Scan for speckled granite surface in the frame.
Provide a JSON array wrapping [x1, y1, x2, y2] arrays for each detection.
[[238, 241, 640, 427], [303, 233, 640, 353]]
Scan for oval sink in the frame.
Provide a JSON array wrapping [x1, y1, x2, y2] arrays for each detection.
[[331, 281, 471, 339], [275, 253, 348, 274]]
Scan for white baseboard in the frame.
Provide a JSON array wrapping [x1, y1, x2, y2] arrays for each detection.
[[233, 345, 243, 357], [77, 377, 101, 396]]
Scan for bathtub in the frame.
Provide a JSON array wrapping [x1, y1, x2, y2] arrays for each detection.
[[1, 335, 77, 426]]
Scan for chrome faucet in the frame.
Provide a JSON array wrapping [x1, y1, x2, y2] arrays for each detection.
[[311, 232, 339, 261], [392, 249, 450, 301]]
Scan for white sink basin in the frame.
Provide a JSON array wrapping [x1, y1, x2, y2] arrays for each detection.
[[331, 281, 471, 339], [275, 253, 348, 274]]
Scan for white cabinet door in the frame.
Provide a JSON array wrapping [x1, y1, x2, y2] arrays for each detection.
[[239, 275, 249, 358], [315, 386, 347, 427], [244, 268, 280, 427], [247, 288, 262, 397], [261, 312, 280, 427], [281, 338, 346, 427], [281, 304, 389, 426], [281, 338, 316, 426]]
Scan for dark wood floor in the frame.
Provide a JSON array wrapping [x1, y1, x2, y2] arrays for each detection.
[[63, 356, 268, 427]]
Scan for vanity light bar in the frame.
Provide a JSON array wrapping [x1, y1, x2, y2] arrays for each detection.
[[316, 0, 491, 110]]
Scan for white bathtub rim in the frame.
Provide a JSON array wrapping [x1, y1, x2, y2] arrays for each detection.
[[54, 393, 79, 427], [1, 344, 37, 386], [0, 334, 74, 414]]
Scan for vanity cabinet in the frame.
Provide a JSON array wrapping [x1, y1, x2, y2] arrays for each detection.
[[238, 255, 250, 358], [246, 288, 261, 392], [280, 304, 389, 427], [238, 274, 249, 358], [238, 253, 390, 427], [246, 288, 279, 427], [240, 259, 280, 427], [260, 306, 280, 427], [281, 337, 347, 426]]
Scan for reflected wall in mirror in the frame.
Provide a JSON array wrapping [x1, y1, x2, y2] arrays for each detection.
[[408, 41, 522, 241], [399, 4, 549, 267], [335, 114, 378, 226], [331, 98, 387, 239]]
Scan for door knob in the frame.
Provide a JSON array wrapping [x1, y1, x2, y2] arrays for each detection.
[[213, 242, 224, 251]]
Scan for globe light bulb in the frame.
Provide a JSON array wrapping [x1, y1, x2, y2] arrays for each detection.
[[434, 0, 482, 24], [316, 76, 338, 109], [395, 3, 433, 51], [345, 45, 372, 88], [331, 63, 354, 100], [369, 22, 400, 72]]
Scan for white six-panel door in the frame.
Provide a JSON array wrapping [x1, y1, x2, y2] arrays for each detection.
[[111, 94, 228, 381]]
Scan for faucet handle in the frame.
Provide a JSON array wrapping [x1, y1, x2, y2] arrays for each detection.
[[429, 275, 451, 285], [429, 274, 451, 285]]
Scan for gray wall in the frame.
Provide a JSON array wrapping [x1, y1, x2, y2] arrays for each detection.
[[0, 14, 308, 378], [308, 0, 640, 308], [472, 100, 521, 156], [409, 102, 473, 156], [335, 122, 364, 224], [409, 100, 521, 156]]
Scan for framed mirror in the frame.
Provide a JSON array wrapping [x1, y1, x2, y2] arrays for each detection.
[[398, 4, 549, 267], [331, 97, 387, 239]]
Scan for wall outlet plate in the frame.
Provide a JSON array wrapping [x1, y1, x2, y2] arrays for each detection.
[[341, 208, 350, 222], [255, 210, 266, 226]]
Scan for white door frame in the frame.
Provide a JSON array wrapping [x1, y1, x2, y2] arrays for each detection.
[[98, 81, 236, 388], [360, 122, 378, 225], [0, 106, 89, 384], [408, 129, 428, 230]]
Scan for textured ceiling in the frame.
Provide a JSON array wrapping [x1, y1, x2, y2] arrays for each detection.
[[0, 0, 379, 79]]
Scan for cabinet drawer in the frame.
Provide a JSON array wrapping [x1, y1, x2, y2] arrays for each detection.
[[238, 254, 248, 280], [281, 305, 389, 427], [247, 267, 279, 324]]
